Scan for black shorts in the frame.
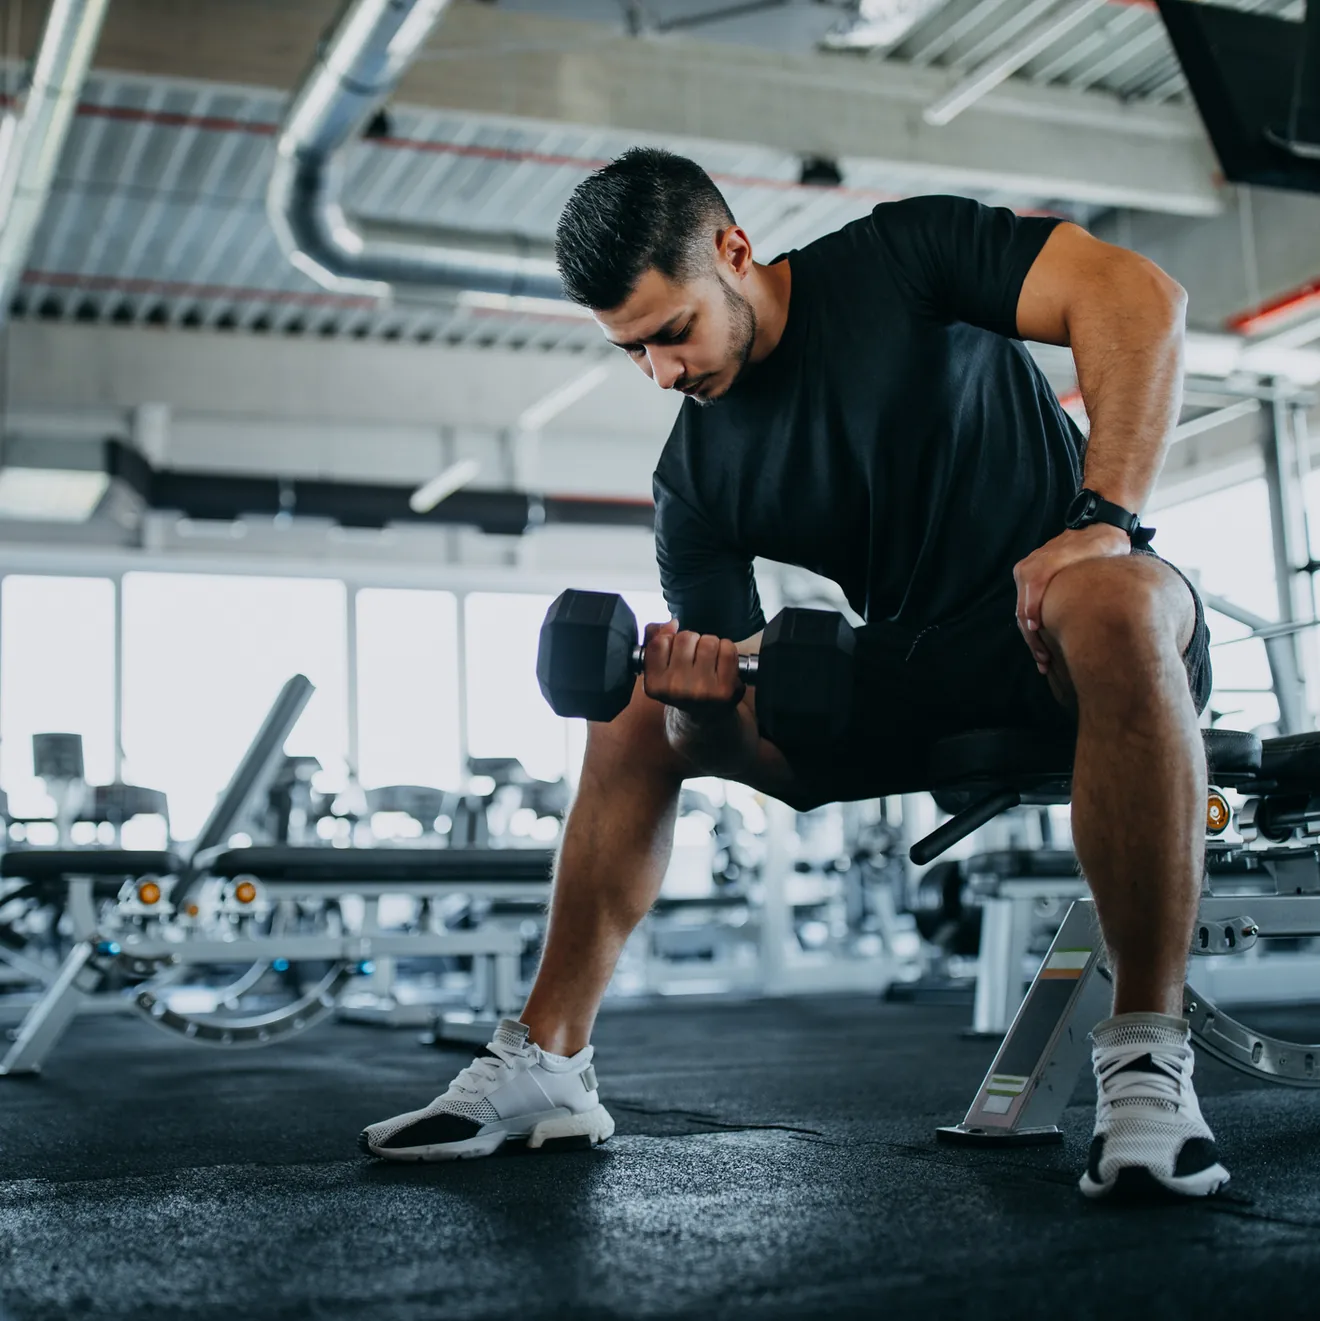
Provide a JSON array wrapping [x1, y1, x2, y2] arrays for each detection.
[[783, 552, 1211, 793]]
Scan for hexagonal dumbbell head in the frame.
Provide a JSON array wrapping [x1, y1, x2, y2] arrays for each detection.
[[755, 608, 855, 749], [537, 590, 640, 723]]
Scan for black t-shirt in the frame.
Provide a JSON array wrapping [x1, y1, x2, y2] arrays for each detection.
[[652, 195, 1086, 640]]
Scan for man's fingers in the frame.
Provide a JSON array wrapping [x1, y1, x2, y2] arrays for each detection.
[[642, 618, 679, 652], [669, 629, 700, 669], [716, 638, 748, 698], [1015, 570, 1052, 670], [644, 626, 673, 672], [1021, 573, 1040, 632]]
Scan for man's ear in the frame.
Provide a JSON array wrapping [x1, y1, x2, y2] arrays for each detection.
[[715, 225, 753, 277]]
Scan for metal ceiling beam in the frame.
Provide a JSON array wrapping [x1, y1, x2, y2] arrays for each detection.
[[924, 0, 1109, 126], [63, 0, 1223, 215]]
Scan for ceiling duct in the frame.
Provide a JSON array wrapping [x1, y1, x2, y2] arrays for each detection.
[[0, 0, 110, 328], [0, 439, 652, 535], [267, 0, 564, 302]]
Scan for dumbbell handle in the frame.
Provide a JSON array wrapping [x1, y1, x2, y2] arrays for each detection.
[[630, 645, 759, 683]]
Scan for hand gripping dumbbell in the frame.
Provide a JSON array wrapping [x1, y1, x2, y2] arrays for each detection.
[[536, 589, 856, 748]]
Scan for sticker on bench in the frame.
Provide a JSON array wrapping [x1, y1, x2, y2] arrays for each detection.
[[982, 1074, 1029, 1114], [1039, 947, 1092, 978]]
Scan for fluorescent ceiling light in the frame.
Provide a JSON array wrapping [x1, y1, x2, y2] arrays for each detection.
[[518, 363, 613, 433], [457, 290, 593, 320], [0, 467, 109, 522], [410, 458, 481, 514]]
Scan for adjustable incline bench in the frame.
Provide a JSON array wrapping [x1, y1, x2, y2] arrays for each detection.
[[0, 676, 553, 1074], [0, 675, 315, 1074], [904, 725, 1320, 1143]]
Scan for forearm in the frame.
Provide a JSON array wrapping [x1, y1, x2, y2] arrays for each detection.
[[1070, 258, 1187, 511], [664, 702, 762, 778]]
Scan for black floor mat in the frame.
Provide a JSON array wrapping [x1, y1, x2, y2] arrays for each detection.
[[2, 994, 1319, 1320]]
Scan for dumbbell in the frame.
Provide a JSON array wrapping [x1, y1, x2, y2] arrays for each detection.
[[536, 589, 856, 748]]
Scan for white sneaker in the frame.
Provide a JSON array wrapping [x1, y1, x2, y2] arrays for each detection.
[[1079, 1011, 1230, 1199], [359, 1019, 615, 1162]]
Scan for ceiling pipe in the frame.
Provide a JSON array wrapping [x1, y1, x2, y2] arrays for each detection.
[[98, 441, 654, 534], [0, 0, 111, 327], [267, 0, 564, 302]]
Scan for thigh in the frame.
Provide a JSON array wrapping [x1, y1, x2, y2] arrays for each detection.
[[733, 608, 1031, 810]]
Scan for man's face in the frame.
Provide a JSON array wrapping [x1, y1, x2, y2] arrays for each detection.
[[595, 267, 757, 405]]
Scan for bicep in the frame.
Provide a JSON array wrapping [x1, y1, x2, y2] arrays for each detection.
[[1014, 223, 1104, 347], [1015, 222, 1184, 347]]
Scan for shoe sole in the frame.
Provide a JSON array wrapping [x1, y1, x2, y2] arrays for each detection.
[[1079, 1161, 1231, 1201], [359, 1103, 615, 1162]]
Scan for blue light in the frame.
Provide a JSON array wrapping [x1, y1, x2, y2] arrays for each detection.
[[272, 958, 290, 972], [357, 960, 376, 975]]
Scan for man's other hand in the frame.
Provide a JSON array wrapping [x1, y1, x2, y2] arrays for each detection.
[[1014, 525, 1131, 672]]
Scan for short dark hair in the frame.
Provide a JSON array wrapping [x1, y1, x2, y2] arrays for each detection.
[[554, 148, 736, 311]]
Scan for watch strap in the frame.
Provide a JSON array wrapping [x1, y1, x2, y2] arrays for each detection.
[[1070, 489, 1156, 548]]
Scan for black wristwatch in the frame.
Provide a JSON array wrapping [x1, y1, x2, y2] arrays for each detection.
[[1065, 488, 1155, 548]]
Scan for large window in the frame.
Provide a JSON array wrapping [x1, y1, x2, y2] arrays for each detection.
[[1155, 480, 1283, 732], [466, 590, 670, 784], [1156, 478, 1277, 617], [355, 588, 461, 789], [0, 576, 115, 818], [121, 574, 348, 840]]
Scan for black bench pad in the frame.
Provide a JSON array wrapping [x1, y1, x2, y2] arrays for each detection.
[[1, 850, 181, 880], [929, 727, 1262, 789], [204, 847, 554, 884], [1259, 732, 1320, 786]]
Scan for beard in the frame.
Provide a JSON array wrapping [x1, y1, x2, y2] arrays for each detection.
[[686, 278, 757, 406]]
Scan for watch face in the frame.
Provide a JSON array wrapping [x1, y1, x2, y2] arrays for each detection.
[[1066, 490, 1097, 527]]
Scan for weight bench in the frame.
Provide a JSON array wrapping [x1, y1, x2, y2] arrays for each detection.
[[196, 845, 554, 1043], [917, 726, 1320, 1144], [0, 849, 183, 1074], [909, 726, 1264, 865], [0, 675, 317, 1075]]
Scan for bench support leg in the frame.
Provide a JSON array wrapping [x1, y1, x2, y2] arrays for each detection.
[[938, 898, 1111, 1144], [0, 941, 99, 1077]]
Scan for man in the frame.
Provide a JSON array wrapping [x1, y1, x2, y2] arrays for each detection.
[[362, 149, 1226, 1199]]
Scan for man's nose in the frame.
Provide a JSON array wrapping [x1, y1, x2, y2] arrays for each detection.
[[647, 348, 684, 391]]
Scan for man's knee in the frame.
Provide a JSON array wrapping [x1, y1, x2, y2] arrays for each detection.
[[1040, 558, 1193, 693]]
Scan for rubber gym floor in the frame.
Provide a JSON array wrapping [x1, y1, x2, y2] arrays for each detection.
[[2, 994, 1320, 1321]]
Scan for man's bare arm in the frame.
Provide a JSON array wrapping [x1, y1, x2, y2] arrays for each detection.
[[1015, 222, 1187, 513], [1009, 225, 1187, 666]]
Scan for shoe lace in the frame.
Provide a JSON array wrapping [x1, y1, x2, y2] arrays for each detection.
[[1096, 1042, 1191, 1115], [450, 1044, 526, 1097]]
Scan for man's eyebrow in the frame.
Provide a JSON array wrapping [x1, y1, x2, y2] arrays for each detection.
[[606, 313, 687, 350]]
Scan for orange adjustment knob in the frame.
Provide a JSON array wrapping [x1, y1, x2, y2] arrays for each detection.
[[137, 881, 161, 906], [235, 881, 258, 905], [186, 903, 200, 918], [1206, 791, 1230, 836]]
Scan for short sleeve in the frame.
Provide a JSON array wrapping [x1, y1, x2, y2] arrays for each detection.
[[653, 475, 765, 641], [868, 196, 1064, 339]]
